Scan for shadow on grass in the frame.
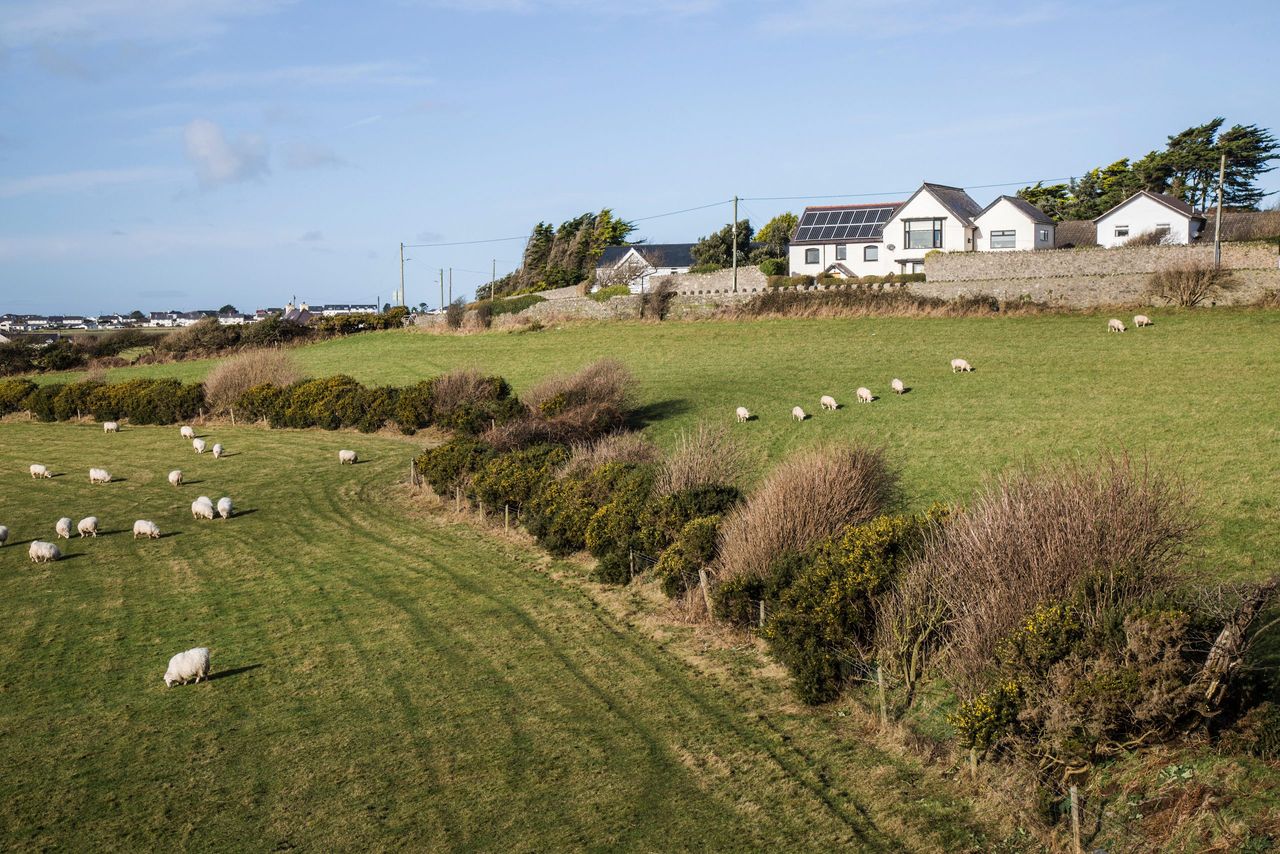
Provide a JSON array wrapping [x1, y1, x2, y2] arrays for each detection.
[[226, 508, 259, 519], [52, 553, 85, 562], [207, 663, 263, 682], [627, 398, 691, 430], [180, 479, 204, 486], [47, 472, 67, 478]]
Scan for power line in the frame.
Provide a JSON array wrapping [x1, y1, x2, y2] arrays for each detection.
[[741, 177, 1075, 203]]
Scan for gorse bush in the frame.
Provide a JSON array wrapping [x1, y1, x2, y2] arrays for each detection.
[[471, 444, 569, 511], [654, 515, 722, 598], [0, 378, 37, 414], [497, 359, 636, 448], [588, 285, 632, 302], [525, 462, 646, 556], [13, 377, 205, 424], [757, 257, 788, 276], [429, 370, 521, 434], [415, 436, 498, 497], [562, 431, 659, 478], [204, 349, 302, 414]]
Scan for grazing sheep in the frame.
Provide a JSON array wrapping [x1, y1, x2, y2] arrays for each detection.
[[191, 498, 215, 520], [30, 464, 52, 479], [77, 516, 98, 538], [0, 525, 8, 547], [856, 387, 873, 404], [791, 406, 807, 422], [1108, 318, 1126, 333], [820, 395, 838, 411], [168, 470, 183, 487], [891, 378, 905, 395], [1134, 314, 1152, 327], [163, 647, 211, 687], [735, 406, 751, 423], [55, 517, 72, 539], [193, 438, 207, 454], [29, 541, 61, 563], [338, 449, 358, 465], [212, 443, 224, 459], [180, 425, 195, 440], [216, 497, 233, 520], [89, 467, 112, 484], [950, 358, 973, 373], [133, 520, 161, 539], [103, 421, 119, 433]]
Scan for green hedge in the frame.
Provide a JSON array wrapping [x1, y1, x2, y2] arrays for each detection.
[[13, 378, 206, 424], [487, 294, 547, 317], [587, 285, 632, 302]]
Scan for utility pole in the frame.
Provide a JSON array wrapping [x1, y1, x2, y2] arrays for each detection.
[[1214, 153, 1226, 270], [491, 259, 496, 303], [732, 195, 739, 293], [448, 267, 453, 305], [399, 242, 406, 308]]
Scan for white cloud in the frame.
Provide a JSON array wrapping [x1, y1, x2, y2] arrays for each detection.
[[183, 118, 269, 187], [175, 62, 432, 90], [0, 0, 294, 47], [0, 166, 179, 198]]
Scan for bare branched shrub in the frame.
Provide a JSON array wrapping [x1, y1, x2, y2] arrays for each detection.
[[430, 369, 495, 418], [715, 444, 897, 587], [641, 276, 677, 320], [561, 431, 659, 477], [1122, 229, 1170, 247], [910, 453, 1197, 691], [204, 349, 302, 413], [522, 358, 634, 443], [1146, 261, 1237, 307], [654, 423, 746, 497]]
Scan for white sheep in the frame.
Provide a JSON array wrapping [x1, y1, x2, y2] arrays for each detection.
[[180, 425, 195, 440], [820, 395, 838, 411], [133, 520, 161, 539], [193, 438, 207, 454], [103, 421, 119, 433], [216, 497, 233, 520], [191, 498, 215, 520], [212, 443, 224, 459], [338, 449, 358, 465], [89, 467, 112, 484], [891, 378, 905, 395], [29, 541, 60, 563], [77, 516, 98, 537], [164, 647, 211, 687], [1108, 318, 1126, 333], [0, 525, 8, 547], [791, 406, 807, 422], [950, 358, 973, 373], [168, 470, 183, 487], [735, 406, 750, 423], [856, 387, 873, 404], [55, 517, 72, 539], [30, 464, 52, 479], [1134, 314, 1152, 328]]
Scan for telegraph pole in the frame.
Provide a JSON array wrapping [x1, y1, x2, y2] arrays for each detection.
[[439, 268, 444, 312], [732, 195, 739, 293], [491, 259, 496, 303], [399, 242, 406, 307], [1213, 153, 1226, 270], [448, 267, 453, 305]]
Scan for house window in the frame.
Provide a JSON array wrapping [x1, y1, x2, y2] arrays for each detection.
[[835, 245, 847, 261], [1154, 223, 1171, 236], [864, 245, 878, 262], [1114, 225, 1129, 239], [1038, 229, 1049, 242], [990, 230, 1017, 249], [905, 218, 943, 250], [902, 260, 924, 274], [805, 248, 819, 264]]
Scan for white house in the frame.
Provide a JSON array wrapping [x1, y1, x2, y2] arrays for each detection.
[[972, 196, 1055, 251], [788, 183, 993, 277], [1094, 190, 1206, 248], [595, 244, 695, 292]]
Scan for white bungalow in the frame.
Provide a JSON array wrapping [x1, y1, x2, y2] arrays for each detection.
[[972, 196, 1055, 251], [1094, 190, 1206, 248], [595, 243, 695, 293]]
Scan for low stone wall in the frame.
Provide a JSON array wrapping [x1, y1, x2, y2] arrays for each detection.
[[663, 266, 769, 296], [523, 294, 642, 321]]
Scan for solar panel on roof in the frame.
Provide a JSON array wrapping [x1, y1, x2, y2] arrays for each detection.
[[839, 211, 854, 224]]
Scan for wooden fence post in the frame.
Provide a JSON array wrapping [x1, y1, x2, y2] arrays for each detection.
[[698, 569, 714, 620], [877, 665, 888, 727], [758, 599, 766, 628], [969, 747, 978, 780], [1069, 785, 1082, 854], [629, 550, 636, 580], [479, 500, 485, 519], [455, 485, 461, 512], [504, 504, 509, 531]]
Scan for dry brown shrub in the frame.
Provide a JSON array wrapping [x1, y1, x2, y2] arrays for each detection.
[[1250, 289, 1280, 309], [654, 423, 746, 497], [430, 369, 495, 418], [715, 444, 897, 586], [641, 276, 677, 320], [521, 358, 634, 444], [1146, 261, 1237, 307], [204, 348, 302, 413], [559, 431, 659, 477]]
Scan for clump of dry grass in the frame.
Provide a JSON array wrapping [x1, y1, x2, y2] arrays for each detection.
[[714, 444, 897, 586], [1146, 261, 1237, 307], [203, 349, 302, 413], [561, 431, 659, 477], [732, 289, 1053, 319], [654, 423, 746, 497]]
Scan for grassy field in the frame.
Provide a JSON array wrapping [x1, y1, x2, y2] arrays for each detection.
[[0, 422, 1004, 851], [36, 309, 1280, 577]]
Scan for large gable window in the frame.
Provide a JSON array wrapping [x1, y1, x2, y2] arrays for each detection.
[[905, 218, 943, 250], [990, 230, 1016, 249]]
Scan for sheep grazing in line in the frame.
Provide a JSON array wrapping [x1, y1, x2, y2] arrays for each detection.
[[193, 438, 207, 454], [216, 497, 233, 520], [168, 470, 183, 487], [103, 421, 119, 433], [791, 406, 807, 422], [891, 378, 905, 395], [30, 464, 52, 479], [0, 525, 8, 547], [735, 406, 751, 423], [856, 387, 874, 404], [191, 498, 215, 521], [950, 358, 973, 373], [338, 449, 358, 465], [133, 520, 161, 539], [212, 443, 224, 459], [1108, 318, 1126, 333], [1134, 314, 1152, 328], [180, 425, 195, 440], [164, 647, 211, 687], [29, 541, 61, 563], [77, 516, 99, 538], [56, 517, 73, 539], [89, 467, 112, 484], [820, 395, 838, 411]]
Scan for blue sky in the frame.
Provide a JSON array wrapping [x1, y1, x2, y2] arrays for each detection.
[[1, 0, 1277, 315]]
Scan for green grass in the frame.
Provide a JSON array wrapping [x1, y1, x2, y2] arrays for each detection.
[[35, 310, 1280, 577], [0, 422, 1002, 851]]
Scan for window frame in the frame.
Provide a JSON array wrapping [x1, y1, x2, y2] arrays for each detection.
[[835, 244, 847, 261], [1114, 225, 1129, 239], [804, 247, 819, 265], [990, 229, 1017, 250], [864, 245, 878, 262], [904, 218, 944, 250]]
